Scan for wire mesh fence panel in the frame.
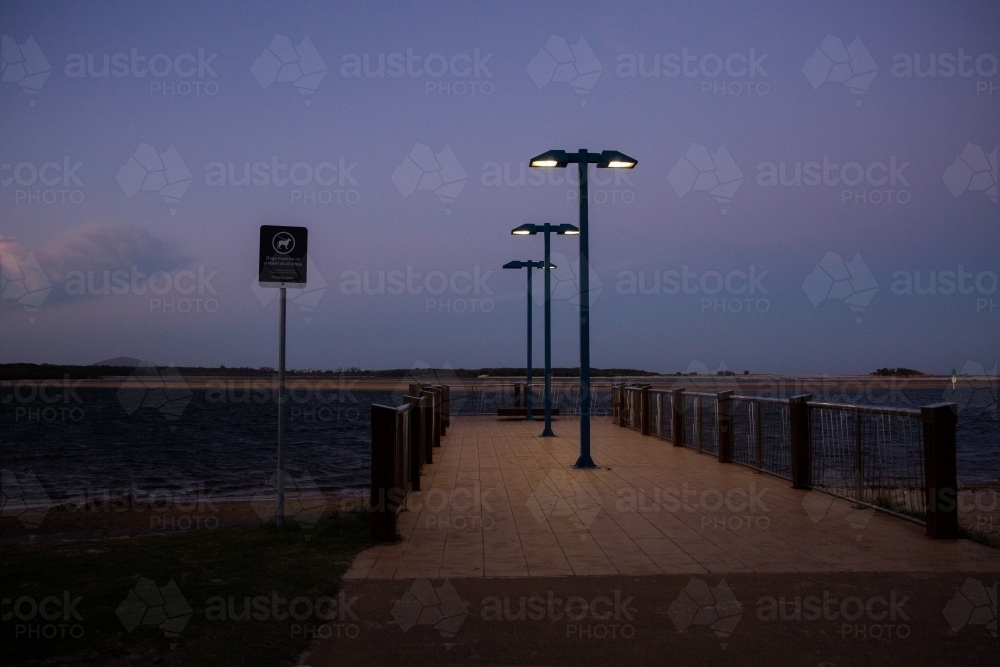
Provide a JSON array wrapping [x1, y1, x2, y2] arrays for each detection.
[[700, 397, 719, 455], [682, 394, 718, 453], [652, 391, 673, 441], [759, 401, 792, 479], [624, 388, 642, 430], [684, 394, 697, 449], [810, 406, 926, 521], [731, 398, 758, 467]]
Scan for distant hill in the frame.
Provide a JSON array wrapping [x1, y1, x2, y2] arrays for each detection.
[[91, 357, 143, 367]]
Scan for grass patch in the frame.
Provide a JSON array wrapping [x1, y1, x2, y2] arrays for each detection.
[[1, 510, 372, 666], [957, 523, 1000, 550]]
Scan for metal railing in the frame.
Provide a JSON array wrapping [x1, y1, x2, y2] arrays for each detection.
[[809, 402, 926, 521], [732, 397, 792, 479], [611, 384, 960, 538]]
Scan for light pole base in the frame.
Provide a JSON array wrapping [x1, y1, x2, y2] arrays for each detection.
[[540, 427, 555, 437], [572, 455, 599, 469], [525, 414, 534, 421]]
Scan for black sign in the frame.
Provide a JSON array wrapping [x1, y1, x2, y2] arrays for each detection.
[[258, 225, 308, 287]]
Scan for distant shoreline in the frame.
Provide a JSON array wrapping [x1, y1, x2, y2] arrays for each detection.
[[3, 374, 985, 391]]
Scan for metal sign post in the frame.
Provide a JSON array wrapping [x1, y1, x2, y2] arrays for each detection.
[[259, 225, 308, 528]]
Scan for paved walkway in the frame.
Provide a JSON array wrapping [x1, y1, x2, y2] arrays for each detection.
[[347, 416, 998, 579]]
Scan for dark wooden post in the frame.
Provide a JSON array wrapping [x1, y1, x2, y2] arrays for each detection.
[[427, 389, 441, 449], [420, 394, 433, 464], [717, 390, 733, 463], [611, 384, 621, 426], [398, 409, 410, 504], [441, 385, 450, 431], [618, 386, 626, 427], [640, 385, 652, 435], [656, 392, 664, 438], [514, 383, 521, 408], [671, 387, 685, 446], [922, 403, 959, 539], [427, 385, 443, 441], [405, 396, 423, 490], [371, 404, 400, 541], [789, 395, 812, 489], [434, 388, 442, 446]]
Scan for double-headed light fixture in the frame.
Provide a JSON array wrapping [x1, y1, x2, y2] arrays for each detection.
[[510, 224, 577, 436], [502, 259, 555, 422], [528, 148, 636, 468]]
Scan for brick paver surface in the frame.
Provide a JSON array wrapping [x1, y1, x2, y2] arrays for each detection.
[[348, 416, 998, 579]]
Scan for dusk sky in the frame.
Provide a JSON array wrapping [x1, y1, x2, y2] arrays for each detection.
[[2, 0, 997, 374]]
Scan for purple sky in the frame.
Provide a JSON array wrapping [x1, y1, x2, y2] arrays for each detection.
[[1, 0, 997, 375]]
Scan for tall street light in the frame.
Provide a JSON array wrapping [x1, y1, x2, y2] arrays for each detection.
[[503, 259, 552, 421], [511, 223, 578, 437], [528, 149, 637, 468]]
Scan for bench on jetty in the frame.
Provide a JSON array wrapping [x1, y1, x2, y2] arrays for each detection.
[[497, 407, 560, 417]]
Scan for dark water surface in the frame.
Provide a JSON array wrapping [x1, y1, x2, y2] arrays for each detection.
[[2, 385, 997, 503]]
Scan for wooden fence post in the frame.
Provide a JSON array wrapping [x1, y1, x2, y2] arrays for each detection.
[[420, 394, 433, 464], [370, 404, 401, 541], [922, 403, 959, 539], [405, 395, 423, 491], [789, 395, 812, 489], [671, 387, 685, 446], [441, 385, 450, 432], [640, 385, 651, 435], [717, 391, 733, 463]]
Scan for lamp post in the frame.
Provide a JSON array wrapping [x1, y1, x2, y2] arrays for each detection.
[[511, 223, 578, 436], [503, 260, 552, 421], [528, 150, 636, 468]]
